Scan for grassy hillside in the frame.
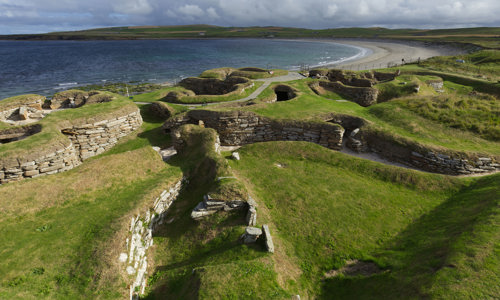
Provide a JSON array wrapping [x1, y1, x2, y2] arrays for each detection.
[[0, 106, 182, 299], [2, 25, 499, 48], [229, 141, 499, 298]]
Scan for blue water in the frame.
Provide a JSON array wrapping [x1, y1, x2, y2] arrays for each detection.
[[0, 39, 364, 99]]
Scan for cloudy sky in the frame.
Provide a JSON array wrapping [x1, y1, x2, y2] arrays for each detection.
[[1, 0, 499, 34]]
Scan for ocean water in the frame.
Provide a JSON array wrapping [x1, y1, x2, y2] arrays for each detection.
[[0, 39, 365, 99]]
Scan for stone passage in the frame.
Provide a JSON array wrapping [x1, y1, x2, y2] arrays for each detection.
[[163, 110, 344, 150], [62, 110, 142, 160], [273, 84, 297, 101]]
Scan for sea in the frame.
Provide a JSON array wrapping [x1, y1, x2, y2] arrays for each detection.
[[0, 39, 367, 99]]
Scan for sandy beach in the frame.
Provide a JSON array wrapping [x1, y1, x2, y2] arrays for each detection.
[[315, 39, 464, 71]]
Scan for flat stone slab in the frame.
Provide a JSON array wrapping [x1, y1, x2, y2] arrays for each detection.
[[262, 224, 275, 253], [241, 226, 262, 244]]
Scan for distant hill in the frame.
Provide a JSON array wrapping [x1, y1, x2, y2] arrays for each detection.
[[1, 25, 499, 48]]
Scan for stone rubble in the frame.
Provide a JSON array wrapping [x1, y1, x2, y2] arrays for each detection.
[[152, 146, 177, 161], [191, 194, 247, 220]]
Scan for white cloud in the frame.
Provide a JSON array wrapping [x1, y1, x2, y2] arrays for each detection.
[[113, 0, 153, 15], [165, 9, 177, 18], [206, 7, 219, 19], [324, 4, 338, 18], [178, 4, 204, 17], [0, 0, 499, 34]]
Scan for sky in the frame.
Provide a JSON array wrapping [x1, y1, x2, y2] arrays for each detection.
[[1, 0, 499, 34]]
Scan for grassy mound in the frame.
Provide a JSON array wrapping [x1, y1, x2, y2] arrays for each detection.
[[374, 75, 439, 102], [229, 141, 498, 298], [398, 93, 500, 141], [200, 67, 288, 80], [421, 50, 500, 81]]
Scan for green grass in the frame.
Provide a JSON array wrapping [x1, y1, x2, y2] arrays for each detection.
[[229, 141, 498, 298], [130, 86, 185, 103], [7, 25, 499, 48], [322, 170, 500, 299], [398, 93, 500, 141], [374, 75, 438, 102], [0, 147, 182, 299], [421, 50, 500, 81], [200, 67, 288, 80]]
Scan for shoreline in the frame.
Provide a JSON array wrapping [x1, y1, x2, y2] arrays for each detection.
[[0, 38, 466, 99], [297, 38, 465, 71]]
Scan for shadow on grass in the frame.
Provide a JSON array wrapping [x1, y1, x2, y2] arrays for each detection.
[[137, 105, 172, 148], [320, 174, 500, 299], [141, 269, 201, 300]]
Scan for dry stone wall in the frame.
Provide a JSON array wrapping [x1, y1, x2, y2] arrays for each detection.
[[164, 110, 344, 150], [313, 81, 378, 107], [0, 142, 81, 184], [0, 108, 142, 184], [361, 130, 500, 175], [120, 179, 184, 300], [63, 110, 142, 160]]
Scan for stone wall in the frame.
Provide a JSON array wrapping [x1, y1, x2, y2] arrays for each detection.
[[49, 90, 112, 109], [311, 81, 378, 107], [426, 79, 444, 92], [0, 108, 142, 184], [164, 110, 344, 150], [373, 71, 398, 82], [63, 110, 142, 160], [178, 76, 251, 95], [120, 179, 184, 300], [361, 130, 500, 175], [0, 142, 81, 184], [309, 69, 398, 86]]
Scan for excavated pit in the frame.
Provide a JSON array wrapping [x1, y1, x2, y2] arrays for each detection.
[[0, 124, 42, 144], [179, 76, 251, 96]]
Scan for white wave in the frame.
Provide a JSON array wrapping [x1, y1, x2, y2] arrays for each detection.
[[58, 82, 78, 86]]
